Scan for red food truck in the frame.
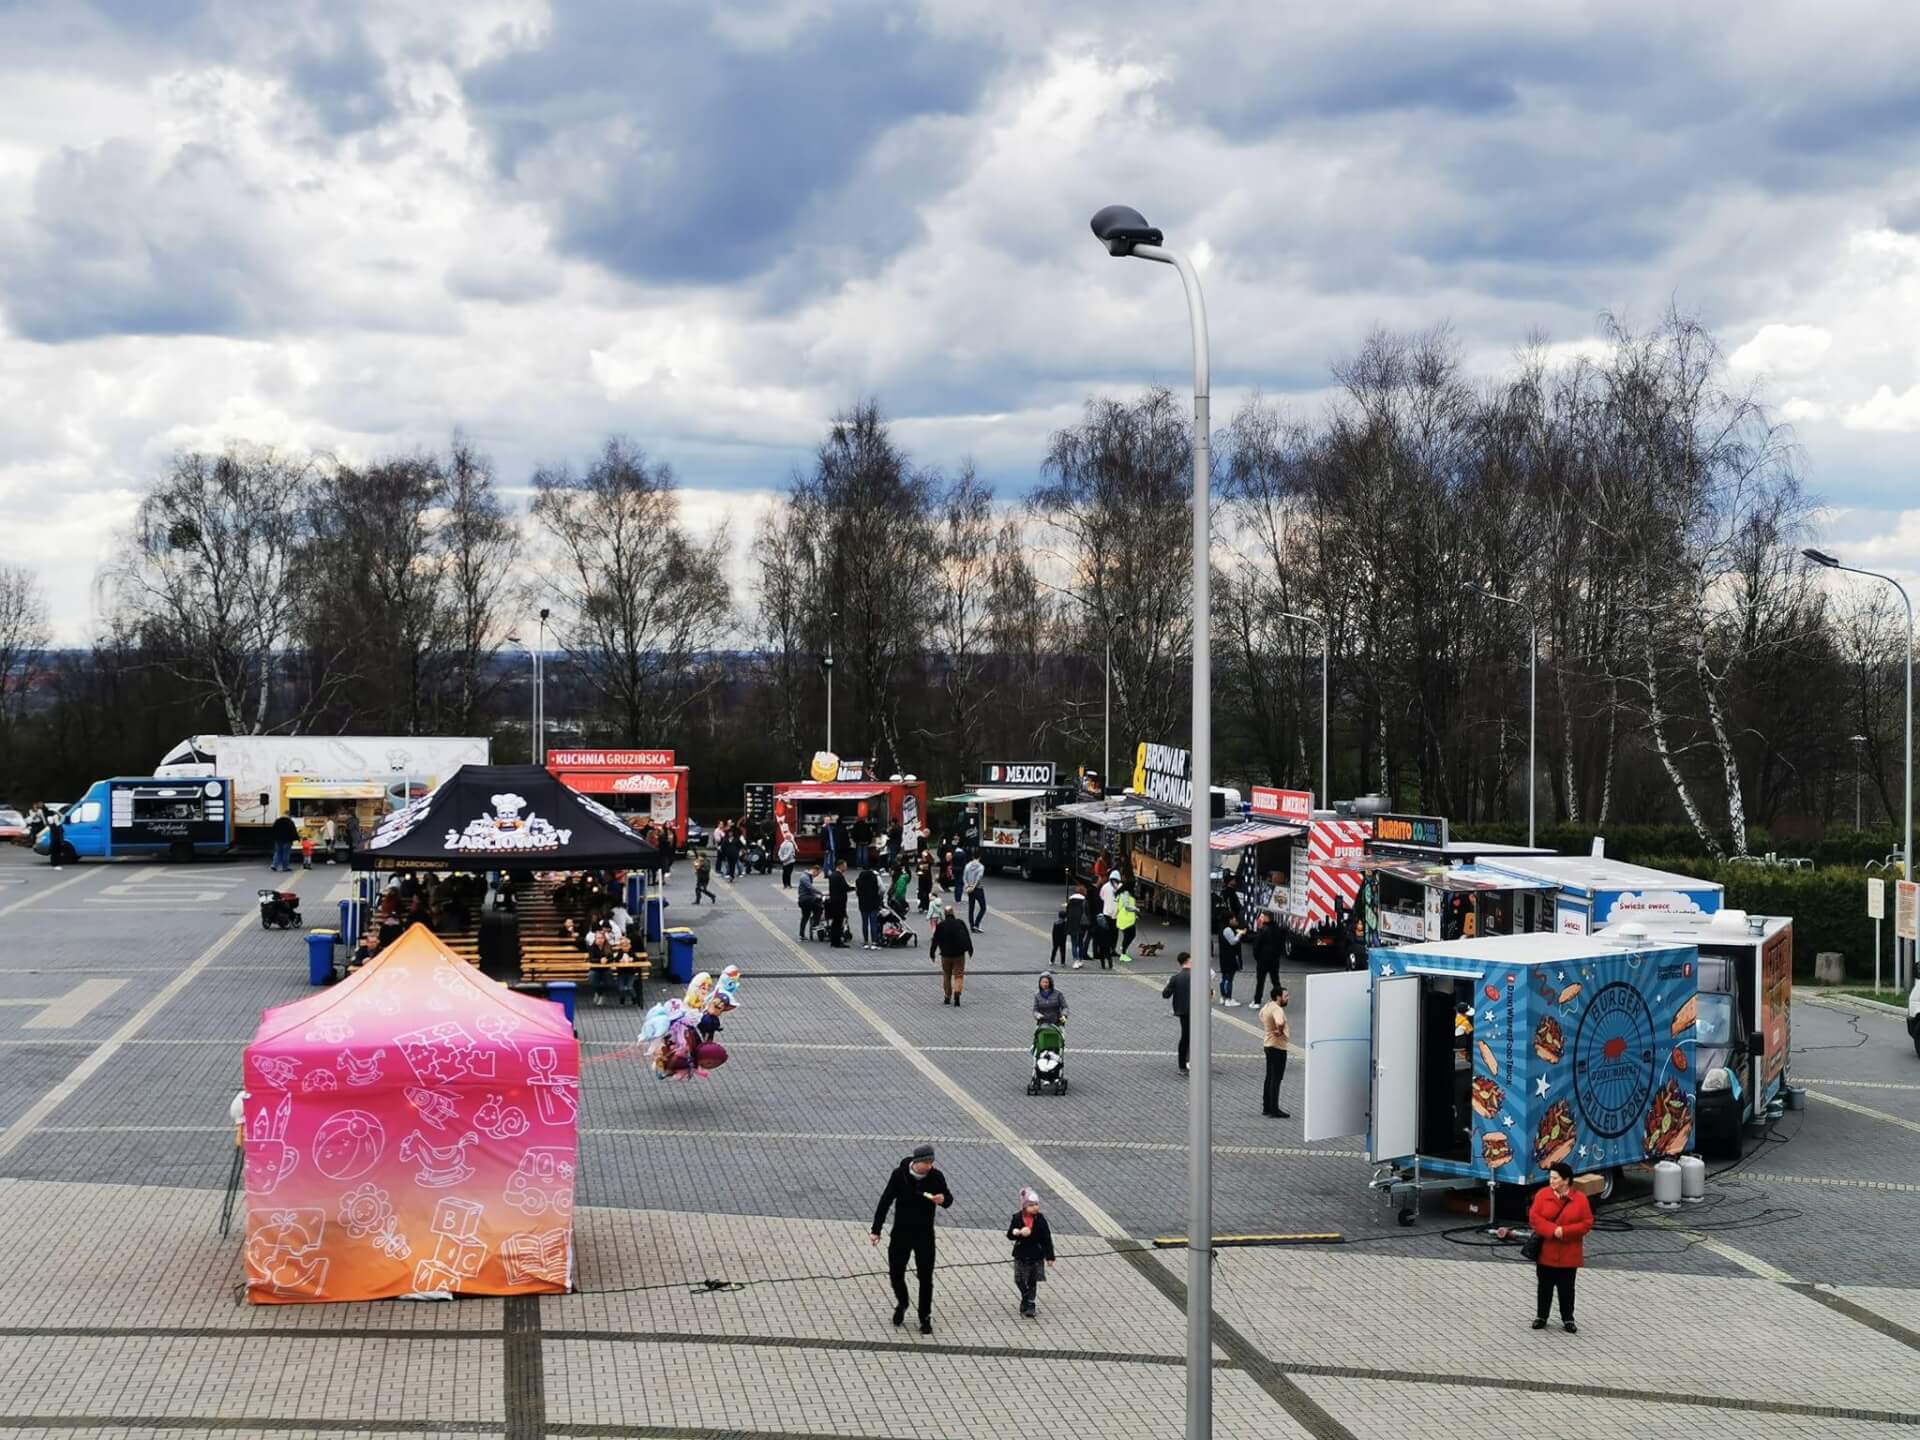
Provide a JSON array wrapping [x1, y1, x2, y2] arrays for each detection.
[[546, 748, 691, 845], [766, 756, 929, 864]]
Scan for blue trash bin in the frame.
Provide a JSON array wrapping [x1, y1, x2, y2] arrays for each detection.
[[665, 927, 697, 984], [626, 873, 645, 912], [337, 899, 358, 947], [548, 981, 576, 1029], [306, 930, 339, 986], [646, 896, 670, 943]]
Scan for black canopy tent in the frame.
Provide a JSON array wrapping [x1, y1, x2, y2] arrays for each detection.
[[351, 763, 662, 872]]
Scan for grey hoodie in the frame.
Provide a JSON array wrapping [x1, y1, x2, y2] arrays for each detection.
[[1033, 974, 1067, 1025]]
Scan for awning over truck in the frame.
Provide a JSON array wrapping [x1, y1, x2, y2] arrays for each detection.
[[285, 781, 386, 800], [938, 787, 1050, 804], [1345, 856, 1556, 892], [782, 783, 886, 800], [1055, 798, 1187, 833], [1178, 819, 1306, 852]]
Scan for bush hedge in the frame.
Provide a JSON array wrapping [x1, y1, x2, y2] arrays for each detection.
[[1631, 856, 1899, 983], [1452, 820, 1904, 869]]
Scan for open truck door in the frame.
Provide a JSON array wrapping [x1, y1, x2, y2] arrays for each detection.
[[1304, 970, 1422, 1162]]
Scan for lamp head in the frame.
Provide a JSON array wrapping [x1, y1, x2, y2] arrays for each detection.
[[1090, 205, 1163, 257], [1803, 548, 1840, 569]]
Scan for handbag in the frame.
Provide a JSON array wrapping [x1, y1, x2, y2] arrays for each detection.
[[1520, 1233, 1544, 1263]]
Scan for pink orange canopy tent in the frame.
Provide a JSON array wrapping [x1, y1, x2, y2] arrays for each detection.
[[241, 924, 580, 1304]]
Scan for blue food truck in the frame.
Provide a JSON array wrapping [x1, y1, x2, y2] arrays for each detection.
[[1305, 932, 1700, 1215], [34, 777, 233, 862]]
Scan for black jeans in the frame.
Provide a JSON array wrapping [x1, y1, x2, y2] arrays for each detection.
[[1252, 960, 1281, 1005], [1176, 1015, 1190, 1070], [888, 1231, 936, 1320], [1262, 1047, 1288, 1114], [968, 888, 987, 927], [782, 861, 794, 887], [1536, 1264, 1576, 1322], [1014, 1257, 1045, 1312]]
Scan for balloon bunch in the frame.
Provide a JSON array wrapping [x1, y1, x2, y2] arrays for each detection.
[[639, 965, 742, 1081]]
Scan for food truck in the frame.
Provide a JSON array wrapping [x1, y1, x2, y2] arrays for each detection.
[[1478, 850, 1724, 934], [1184, 786, 1313, 918], [1596, 909, 1792, 1156], [767, 754, 928, 864], [1305, 932, 1701, 1214], [155, 734, 488, 845], [936, 762, 1076, 879], [1052, 740, 1241, 915], [546, 748, 691, 845], [1347, 814, 1558, 946], [34, 776, 234, 861]]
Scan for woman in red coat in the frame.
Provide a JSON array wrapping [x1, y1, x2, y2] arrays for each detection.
[[1529, 1160, 1594, 1332]]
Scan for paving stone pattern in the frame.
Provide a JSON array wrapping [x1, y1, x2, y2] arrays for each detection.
[[0, 847, 1915, 1437]]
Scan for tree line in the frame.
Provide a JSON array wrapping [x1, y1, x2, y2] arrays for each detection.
[[0, 310, 1907, 855]]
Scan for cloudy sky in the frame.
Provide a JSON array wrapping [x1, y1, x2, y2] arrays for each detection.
[[3, 0, 1919, 641]]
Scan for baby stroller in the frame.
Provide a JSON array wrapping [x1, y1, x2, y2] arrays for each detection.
[[874, 901, 918, 948], [1027, 1020, 1066, 1095]]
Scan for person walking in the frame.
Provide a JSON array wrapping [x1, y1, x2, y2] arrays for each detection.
[[1113, 882, 1139, 960], [1162, 951, 1193, 1074], [711, 819, 729, 879], [1249, 912, 1285, 1006], [691, 849, 716, 905], [1217, 916, 1245, 1007], [856, 863, 882, 950], [850, 813, 874, 869], [1048, 906, 1069, 968], [1095, 873, 1119, 967], [869, 1143, 953, 1335], [1065, 883, 1090, 969], [1005, 1185, 1056, 1319], [888, 862, 912, 921], [655, 825, 676, 879], [796, 865, 823, 938], [963, 853, 987, 931], [46, 806, 65, 868], [778, 833, 797, 888], [1032, 971, 1067, 1027], [319, 815, 339, 865], [1527, 1162, 1592, 1333], [826, 859, 852, 948], [269, 812, 297, 873], [1260, 984, 1291, 1117], [916, 853, 934, 913], [930, 908, 972, 1005], [299, 827, 316, 870]]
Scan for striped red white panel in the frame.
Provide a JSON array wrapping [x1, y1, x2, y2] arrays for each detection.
[[1305, 820, 1369, 924]]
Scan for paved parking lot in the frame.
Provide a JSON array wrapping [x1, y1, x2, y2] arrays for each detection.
[[0, 845, 1916, 1438]]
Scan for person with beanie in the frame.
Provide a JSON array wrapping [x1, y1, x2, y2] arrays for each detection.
[[1005, 1185, 1056, 1318], [869, 1143, 953, 1334]]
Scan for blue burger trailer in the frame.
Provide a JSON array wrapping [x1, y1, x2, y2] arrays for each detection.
[[34, 776, 233, 862], [1305, 932, 1701, 1214], [1479, 851, 1723, 934]]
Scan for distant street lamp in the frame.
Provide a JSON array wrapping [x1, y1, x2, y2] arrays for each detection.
[[824, 610, 839, 753], [1807, 548, 1913, 988], [536, 608, 550, 764], [507, 631, 539, 764], [1090, 201, 1213, 1440], [1462, 583, 1537, 847], [1853, 734, 1869, 830], [1106, 610, 1129, 783], [1281, 611, 1328, 804]]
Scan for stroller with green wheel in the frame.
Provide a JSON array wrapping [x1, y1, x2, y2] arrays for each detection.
[[1027, 1019, 1067, 1095]]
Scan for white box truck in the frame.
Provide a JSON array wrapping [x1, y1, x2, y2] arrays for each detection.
[[155, 734, 489, 845]]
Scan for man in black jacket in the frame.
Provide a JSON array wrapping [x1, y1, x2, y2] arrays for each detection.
[[930, 912, 972, 1005], [1249, 912, 1286, 1007], [855, 863, 882, 949], [269, 812, 298, 873], [869, 1143, 952, 1333], [825, 860, 852, 948], [1161, 950, 1193, 1074]]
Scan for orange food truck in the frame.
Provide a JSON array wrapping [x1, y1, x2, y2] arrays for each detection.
[[767, 754, 929, 865], [546, 748, 691, 845]]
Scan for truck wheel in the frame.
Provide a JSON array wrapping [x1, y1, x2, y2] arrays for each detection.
[[57, 843, 77, 865], [1019, 863, 1035, 882], [1593, 1167, 1620, 1203]]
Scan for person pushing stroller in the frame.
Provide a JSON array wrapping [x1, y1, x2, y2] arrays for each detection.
[[1028, 972, 1068, 1094]]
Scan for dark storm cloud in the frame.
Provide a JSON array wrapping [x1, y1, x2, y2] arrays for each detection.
[[459, 0, 1000, 286], [0, 139, 293, 343]]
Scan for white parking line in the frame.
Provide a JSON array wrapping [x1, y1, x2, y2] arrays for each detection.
[[0, 869, 94, 916], [731, 880, 1132, 1241], [1795, 1076, 1920, 1092], [0, 872, 313, 1160], [1803, 1087, 1920, 1135]]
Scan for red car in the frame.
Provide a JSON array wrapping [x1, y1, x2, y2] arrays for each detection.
[[0, 809, 28, 844]]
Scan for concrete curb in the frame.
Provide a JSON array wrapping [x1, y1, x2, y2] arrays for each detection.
[[1802, 990, 1908, 1018]]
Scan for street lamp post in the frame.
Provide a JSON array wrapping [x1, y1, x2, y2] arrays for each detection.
[[825, 610, 838, 753], [508, 632, 537, 764], [1105, 611, 1130, 783], [1091, 203, 1212, 1440], [1463, 583, 1537, 848], [536, 608, 550, 765], [1807, 549, 1914, 989], [1281, 611, 1328, 804], [1853, 734, 1868, 830]]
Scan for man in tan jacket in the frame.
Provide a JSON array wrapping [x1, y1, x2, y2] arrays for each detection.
[[1260, 985, 1291, 1118]]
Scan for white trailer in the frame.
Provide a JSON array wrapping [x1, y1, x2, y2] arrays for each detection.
[[156, 734, 490, 837]]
